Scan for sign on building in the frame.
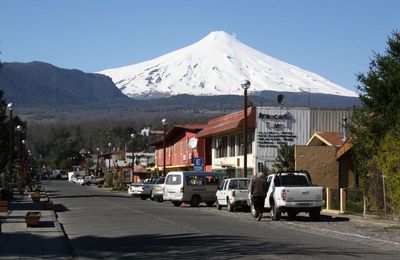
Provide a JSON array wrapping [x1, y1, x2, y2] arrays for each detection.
[[193, 157, 203, 171]]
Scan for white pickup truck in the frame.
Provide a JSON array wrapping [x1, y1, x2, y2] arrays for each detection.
[[216, 178, 251, 212], [248, 171, 324, 221]]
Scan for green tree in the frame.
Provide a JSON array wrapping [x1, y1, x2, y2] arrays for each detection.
[[349, 31, 400, 214], [272, 144, 294, 172], [377, 125, 400, 215]]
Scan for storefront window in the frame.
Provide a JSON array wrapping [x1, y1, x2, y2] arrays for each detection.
[[229, 135, 236, 157], [238, 134, 244, 155], [248, 131, 254, 154], [215, 136, 228, 158]]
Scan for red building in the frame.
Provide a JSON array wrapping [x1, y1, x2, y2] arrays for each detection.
[[153, 124, 207, 174]]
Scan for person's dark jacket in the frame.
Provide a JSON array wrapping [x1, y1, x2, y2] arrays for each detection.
[[251, 176, 267, 197]]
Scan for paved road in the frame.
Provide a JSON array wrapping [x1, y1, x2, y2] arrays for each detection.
[[45, 180, 399, 259]]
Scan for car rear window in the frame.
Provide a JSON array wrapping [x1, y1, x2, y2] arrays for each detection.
[[228, 179, 250, 189], [156, 177, 165, 184], [275, 175, 310, 187], [166, 175, 181, 185]]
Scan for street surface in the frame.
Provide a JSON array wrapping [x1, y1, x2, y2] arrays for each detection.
[[45, 180, 400, 259]]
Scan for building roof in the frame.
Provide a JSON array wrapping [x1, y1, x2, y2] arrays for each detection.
[[306, 132, 345, 147], [336, 141, 353, 159], [150, 124, 207, 147], [196, 107, 256, 138]]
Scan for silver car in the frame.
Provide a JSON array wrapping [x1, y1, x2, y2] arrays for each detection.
[[151, 177, 166, 202]]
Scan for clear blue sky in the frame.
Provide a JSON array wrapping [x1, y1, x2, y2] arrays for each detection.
[[1, 0, 399, 92]]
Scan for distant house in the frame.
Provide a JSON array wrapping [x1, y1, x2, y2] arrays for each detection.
[[140, 127, 150, 136]]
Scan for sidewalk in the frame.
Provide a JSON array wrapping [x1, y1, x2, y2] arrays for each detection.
[[322, 209, 400, 227], [0, 189, 73, 259]]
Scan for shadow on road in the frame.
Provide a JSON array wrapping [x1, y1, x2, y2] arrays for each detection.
[[49, 194, 130, 199], [68, 233, 386, 259], [53, 204, 70, 213], [285, 214, 350, 222]]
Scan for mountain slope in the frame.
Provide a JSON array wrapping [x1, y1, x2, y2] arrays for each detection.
[[99, 31, 358, 99], [0, 61, 130, 107]]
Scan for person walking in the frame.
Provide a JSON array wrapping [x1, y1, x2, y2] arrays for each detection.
[[250, 172, 268, 221]]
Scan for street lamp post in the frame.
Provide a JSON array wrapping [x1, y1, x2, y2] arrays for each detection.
[[87, 151, 91, 175], [241, 80, 251, 177], [96, 147, 100, 177], [108, 143, 111, 170], [7, 103, 13, 185], [162, 118, 167, 176], [15, 125, 23, 183], [130, 133, 135, 181]]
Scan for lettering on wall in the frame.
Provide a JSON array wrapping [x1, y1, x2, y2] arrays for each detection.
[[257, 132, 297, 147], [257, 111, 296, 147]]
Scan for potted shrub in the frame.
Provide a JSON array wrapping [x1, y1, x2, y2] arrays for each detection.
[[25, 212, 41, 227], [31, 192, 41, 203]]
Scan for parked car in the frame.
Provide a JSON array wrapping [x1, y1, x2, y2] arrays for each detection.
[[76, 175, 101, 185], [128, 178, 158, 200], [151, 177, 166, 202], [163, 171, 227, 207], [247, 171, 324, 221], [216, 177, 251, 212], [76, 176, 85, 185]]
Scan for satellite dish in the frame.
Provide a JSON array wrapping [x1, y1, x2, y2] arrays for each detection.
[[277, 94, 285, 105], [188, 137, 198, 149]]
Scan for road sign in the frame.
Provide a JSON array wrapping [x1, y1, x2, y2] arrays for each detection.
[[193, 157, 203, 171]]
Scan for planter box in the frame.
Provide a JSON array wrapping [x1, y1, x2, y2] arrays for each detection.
[[25, 212, 41, 227], [43, 200, 53, 210], [0, 200, 8, 212], [31, 194, 41, 203]]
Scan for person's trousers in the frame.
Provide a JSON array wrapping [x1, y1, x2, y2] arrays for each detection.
[[252, 196, 266, 217]]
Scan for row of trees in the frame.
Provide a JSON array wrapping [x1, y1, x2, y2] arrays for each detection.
[[349, 31, 400, 217], [28, 124, 161, 171]]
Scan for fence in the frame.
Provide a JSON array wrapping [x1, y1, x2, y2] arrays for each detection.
[[325, 188, 363, 214]]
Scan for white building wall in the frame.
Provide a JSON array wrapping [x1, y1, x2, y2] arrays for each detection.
[[255, 107, 310, 170]]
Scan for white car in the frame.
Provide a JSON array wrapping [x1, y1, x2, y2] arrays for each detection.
[[216, 178, 251, 212], [128, 178, 158, 200], [76, 175, 101, 185], [151, 177, 166, 202]]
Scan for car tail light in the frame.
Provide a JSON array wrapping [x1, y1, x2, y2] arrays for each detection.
[[281, 189, 286, 201], [180, 187, 184, 193], [232, 190, 236, 197]]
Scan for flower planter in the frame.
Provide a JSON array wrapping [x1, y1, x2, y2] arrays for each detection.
[[25, 212, 41, 227], [31, 194, 41, 203], [0, 200, 8, 212], [43, 200, 53, 210]]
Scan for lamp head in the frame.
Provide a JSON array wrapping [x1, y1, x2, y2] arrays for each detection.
[[7, 103, 13, 111], [241, 80, 251, 90], [131, 133, 135, 139], [162, 118, 167, 125], [16, 125, 23, 131]]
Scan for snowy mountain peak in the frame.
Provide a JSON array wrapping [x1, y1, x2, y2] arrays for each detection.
[[98, 31, 358, 99], [198, 31, 236, 44]]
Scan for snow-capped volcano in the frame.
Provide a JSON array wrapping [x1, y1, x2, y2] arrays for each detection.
[[98, 31, 358, 98]]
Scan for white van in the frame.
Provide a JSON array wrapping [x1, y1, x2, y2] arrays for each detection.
[[163, 171, 226, 207]]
